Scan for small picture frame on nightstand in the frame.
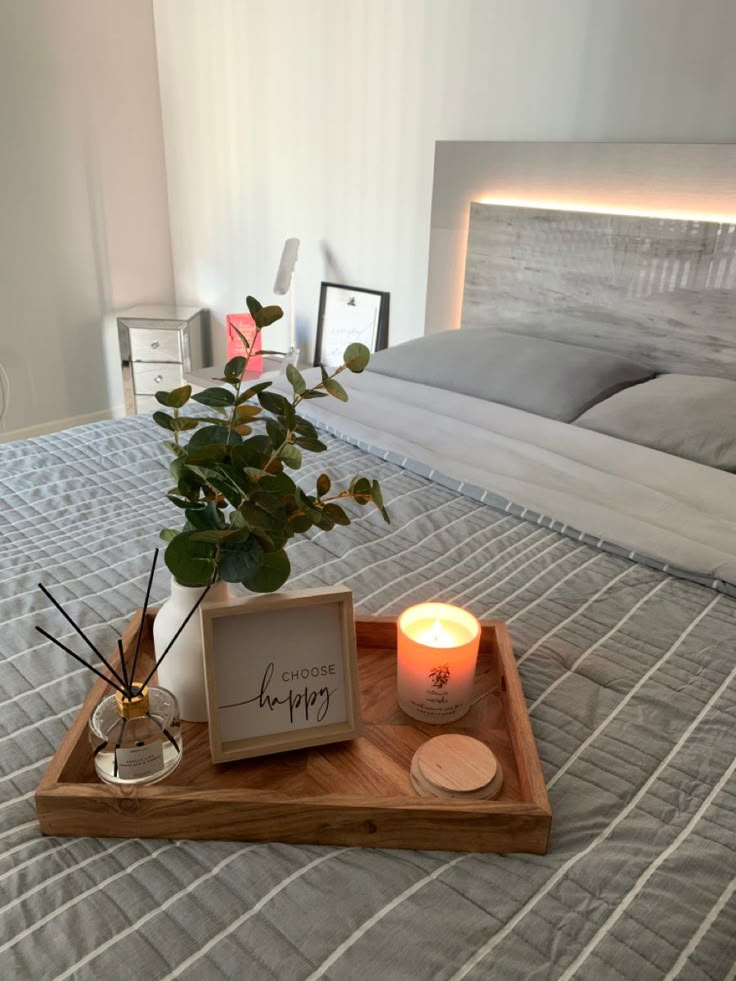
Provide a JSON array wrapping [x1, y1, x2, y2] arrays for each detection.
[[314, 283, 389, 368]]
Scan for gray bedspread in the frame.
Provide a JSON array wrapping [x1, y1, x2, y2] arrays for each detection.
[[1, 413, 735, 981]]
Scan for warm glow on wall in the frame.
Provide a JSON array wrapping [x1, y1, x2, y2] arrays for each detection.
[[477, 196, 736, 226]]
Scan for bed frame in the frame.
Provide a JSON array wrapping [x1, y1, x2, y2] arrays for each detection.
[[461, 202, 736, 378]]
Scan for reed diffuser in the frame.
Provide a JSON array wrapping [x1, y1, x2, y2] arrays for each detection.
[[35, 549, 211, 786]]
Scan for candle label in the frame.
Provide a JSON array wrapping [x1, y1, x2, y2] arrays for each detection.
[[115, 741, 165, 780], [401, 663, 473, 722]]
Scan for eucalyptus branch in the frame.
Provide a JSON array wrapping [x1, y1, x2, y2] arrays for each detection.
[[226, 326, 261, 445], [264, 364, 347, 470]]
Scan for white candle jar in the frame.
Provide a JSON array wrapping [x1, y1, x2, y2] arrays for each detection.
[[397, 603, 481, 724]]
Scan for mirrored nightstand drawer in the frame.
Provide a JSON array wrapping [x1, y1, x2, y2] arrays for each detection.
[[132, 362, 184, 395], [128, 326, 183, 363]]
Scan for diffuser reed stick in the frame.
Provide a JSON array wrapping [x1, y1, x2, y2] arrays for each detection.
[[129, 548, 158, 684], [38, 583, 129, 692], [34, 626, 128, 695], [118, 639, 131, 695], [37, 553, 211, 702]]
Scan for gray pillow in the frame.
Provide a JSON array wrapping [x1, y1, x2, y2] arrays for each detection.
[[575, 373, 736, 471], [367, 329, 654, 423]]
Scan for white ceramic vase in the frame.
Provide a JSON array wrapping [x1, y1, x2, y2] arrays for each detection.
[[153, 577, 230, 722]]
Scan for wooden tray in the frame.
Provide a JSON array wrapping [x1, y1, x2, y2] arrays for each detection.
[[36, 613, 551, 853]]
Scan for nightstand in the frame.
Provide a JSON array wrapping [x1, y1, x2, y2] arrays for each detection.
[[118, 306, 208, 414]]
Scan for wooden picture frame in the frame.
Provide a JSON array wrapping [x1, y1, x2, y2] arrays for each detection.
[[314, 282, 389, 367], [201, 585, 362, 763]]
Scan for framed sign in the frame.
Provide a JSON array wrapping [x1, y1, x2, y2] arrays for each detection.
[[225, 313, 263, 371], [201, 586, 362, 763], [314, 282, 389, 368]]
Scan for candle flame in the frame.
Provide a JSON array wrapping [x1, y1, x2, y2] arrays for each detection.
[[431, 619, 443, 646]]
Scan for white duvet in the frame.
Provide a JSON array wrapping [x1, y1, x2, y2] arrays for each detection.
[[273, 369, 736, 586]]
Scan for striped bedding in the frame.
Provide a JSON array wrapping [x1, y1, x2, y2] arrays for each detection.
[[1, 412, 735, 981]]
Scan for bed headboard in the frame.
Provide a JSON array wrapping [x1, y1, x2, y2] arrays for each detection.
[[461, 202, 736, 378]]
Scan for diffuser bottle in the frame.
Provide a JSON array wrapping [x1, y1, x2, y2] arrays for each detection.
[[88, 685, 183, 785]]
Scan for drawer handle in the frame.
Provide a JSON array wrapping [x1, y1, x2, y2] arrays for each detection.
[[154, 374, 164, 384], [151, 340, 160, 349]]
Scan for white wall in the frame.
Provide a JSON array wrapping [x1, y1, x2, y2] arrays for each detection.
[[153, 0, 736, 365], [0, 0, 174, 438]]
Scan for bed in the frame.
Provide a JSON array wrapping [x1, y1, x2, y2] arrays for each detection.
[[2, 203, 736, 980]]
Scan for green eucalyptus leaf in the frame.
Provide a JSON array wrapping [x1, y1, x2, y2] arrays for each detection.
[[229, 322, 252, 354], [286, 512, 313, 534], [231, 435, 273, 469], [258, 390, 290, 415], [294, 416, 318, 438], [294, 436, 327, 452], [316, 473, 331, 497], [169, 384, 193, 408], [254, 304, 283, 328], [189, 528, 251, 543], [188, 425, 241, 449], [224, 356, 246, 380], [351, 476, 372, 504], [167, 494, 201, 509], [185, 501, 222, 531], [286, 363, 306, 395], [152, 411, 176, 431], [159, 528, 179, 542], [156, 387, 191, 408], [185, 414, 229, 425], [278, 443, 302, 469], [283, 402, 296, 429], [192, 387, 235, 407], [237, 380, 272, 404], [314, 510, 335, 531], [240, 548, 290, 593], [185, 466, 244, 507], [169, 458, 185, 482], [323, 378, 348, 402], [343, 342, 370, 373], [246, 295, 263, 319], [324, 502, 351, 526], [234, 404, 262, 422], [266, 418, 287, 448], [251, 492, 286, 517], [184, 443, 229, 466], [300, 390, 329, 399], [218, 535, 264, 583], [258, 472, 297, 496], [164, 533, 217, 587], [320, 364, 329, 383], [172, 417, 198, 432], [371, 480, 390, 522]]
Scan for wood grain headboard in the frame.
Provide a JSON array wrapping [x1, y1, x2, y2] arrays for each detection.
[[461, 202, 736, 378]]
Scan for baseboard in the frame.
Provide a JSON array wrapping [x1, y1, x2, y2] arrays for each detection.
[[0, 407, 120, 444]]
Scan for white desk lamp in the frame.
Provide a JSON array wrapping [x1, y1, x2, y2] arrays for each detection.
[[273, 238, 300, 357]]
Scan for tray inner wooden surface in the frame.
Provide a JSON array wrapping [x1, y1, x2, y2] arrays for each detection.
[[57, 617, 522, 805]]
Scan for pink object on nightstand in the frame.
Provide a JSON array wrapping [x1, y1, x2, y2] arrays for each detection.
[[226, 314, 263, 371]]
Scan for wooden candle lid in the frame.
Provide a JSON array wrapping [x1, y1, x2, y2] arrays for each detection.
[[410, 734, 503, 800]]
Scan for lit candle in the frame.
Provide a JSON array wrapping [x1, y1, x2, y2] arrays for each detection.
[[397, 603, 481, 724]]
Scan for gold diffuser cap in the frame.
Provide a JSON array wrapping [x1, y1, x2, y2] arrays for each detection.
[[115, 685, 150, 719]]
